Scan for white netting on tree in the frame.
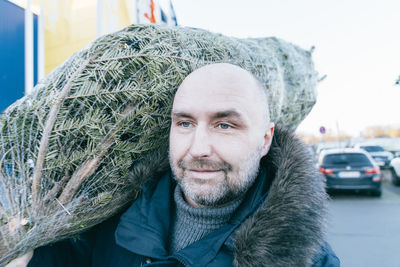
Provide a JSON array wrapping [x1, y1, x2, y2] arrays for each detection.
[[0, 24, 318, 265]]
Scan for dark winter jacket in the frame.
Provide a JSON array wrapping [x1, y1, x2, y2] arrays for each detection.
[[28, 126, 340, 267]]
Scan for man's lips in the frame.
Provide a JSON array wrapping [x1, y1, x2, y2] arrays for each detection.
[[189, 169, 219, 172], [187, 169, 222, 179]]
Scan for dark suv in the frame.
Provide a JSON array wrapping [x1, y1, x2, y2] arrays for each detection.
[[318, 148, 382, 196]]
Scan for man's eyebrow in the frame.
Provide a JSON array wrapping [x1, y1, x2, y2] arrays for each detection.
[[171, 110, 245, 120], [212, 110, 243, 120]]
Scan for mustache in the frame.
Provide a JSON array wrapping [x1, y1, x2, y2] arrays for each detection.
[[177, 158, 232, 172]]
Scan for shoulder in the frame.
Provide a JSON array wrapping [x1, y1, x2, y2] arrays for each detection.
[[311, 242, 340, 267]]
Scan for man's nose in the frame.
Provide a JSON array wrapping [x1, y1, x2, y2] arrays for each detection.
[[189, 125, 212, 158]]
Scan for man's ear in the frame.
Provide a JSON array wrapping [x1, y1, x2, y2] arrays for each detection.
[[261, 122, 274, 157]]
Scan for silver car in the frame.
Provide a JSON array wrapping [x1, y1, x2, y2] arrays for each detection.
[[390, 157, 400, 186]]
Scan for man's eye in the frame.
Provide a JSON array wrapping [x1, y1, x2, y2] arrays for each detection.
[[218, 123, 231, 129], [180, 121, 191, 127]]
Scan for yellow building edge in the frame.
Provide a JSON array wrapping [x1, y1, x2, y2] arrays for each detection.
[[10, 0, 177, 75]]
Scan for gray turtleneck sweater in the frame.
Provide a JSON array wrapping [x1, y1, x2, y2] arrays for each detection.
[[169, 185, 243, 254]]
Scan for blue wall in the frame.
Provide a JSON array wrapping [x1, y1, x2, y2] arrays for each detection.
[[0, 0, 38, 112]]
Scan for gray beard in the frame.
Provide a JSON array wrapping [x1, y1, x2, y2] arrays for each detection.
[[169, 146, 262, 207]]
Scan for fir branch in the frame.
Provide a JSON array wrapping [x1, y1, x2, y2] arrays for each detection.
[[0, 147, 16, 215], [92, 54, 192, 64], [64, 88, 136, 100], [58, 102, 139, 205], [31, 55, 96, 208]]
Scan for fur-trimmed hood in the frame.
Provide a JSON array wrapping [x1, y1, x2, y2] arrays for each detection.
[[232, 125, 327, 266]]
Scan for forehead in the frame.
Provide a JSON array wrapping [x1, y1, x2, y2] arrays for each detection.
[[172, 65, 264, 118]]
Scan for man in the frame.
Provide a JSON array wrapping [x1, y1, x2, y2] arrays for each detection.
[[8, 63, 339, 266]]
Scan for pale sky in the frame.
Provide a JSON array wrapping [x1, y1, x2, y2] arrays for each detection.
[[171, 0, 400, 137]]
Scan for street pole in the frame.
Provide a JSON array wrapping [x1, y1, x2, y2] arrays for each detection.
[[25, 0, 34, 95], [38, 7, 45, 82], [336, 120, 342, 148]]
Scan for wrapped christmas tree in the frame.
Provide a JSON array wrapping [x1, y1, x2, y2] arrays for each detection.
[[0, 24, 318, 265]]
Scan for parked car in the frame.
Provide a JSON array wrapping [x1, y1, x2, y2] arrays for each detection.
[[390, 157, 400, 186], [353, 144, 393, 169], [314, 141, 347, 156], [318, 148, 382, 196]]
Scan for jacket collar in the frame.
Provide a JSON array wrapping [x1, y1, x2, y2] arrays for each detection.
[[115, 172, 173, 259], [115, 167, 271, 265]]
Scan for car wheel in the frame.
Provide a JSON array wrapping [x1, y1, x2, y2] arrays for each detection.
[[391, 168, 400, 186], [371, 190, 382, 197]]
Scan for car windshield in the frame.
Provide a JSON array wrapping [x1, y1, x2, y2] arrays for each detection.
[[360, 146, 384, 152], [323, 153, 373, 167]]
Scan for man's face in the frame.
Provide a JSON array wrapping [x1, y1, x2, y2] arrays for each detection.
[[169, 64, 274, 207]]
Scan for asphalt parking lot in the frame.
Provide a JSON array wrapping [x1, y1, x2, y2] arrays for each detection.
[[327, 171, 400, 267]]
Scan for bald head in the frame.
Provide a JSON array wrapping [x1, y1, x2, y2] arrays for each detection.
[[169, 63, 275, 207], [174, 63, 270, 126]]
